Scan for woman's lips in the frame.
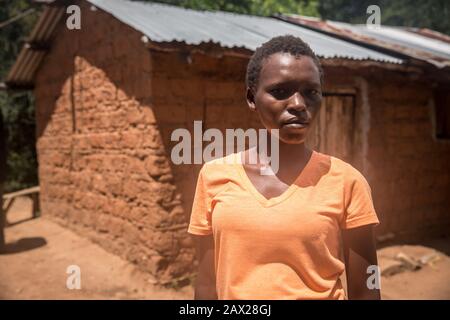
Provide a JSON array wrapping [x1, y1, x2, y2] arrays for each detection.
[[282, 122, 309, 128]]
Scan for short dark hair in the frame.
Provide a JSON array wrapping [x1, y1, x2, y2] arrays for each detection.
[[246, 35, 323, 92]]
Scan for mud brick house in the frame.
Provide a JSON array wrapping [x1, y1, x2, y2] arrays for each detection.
[[5, 0, 450, 284]]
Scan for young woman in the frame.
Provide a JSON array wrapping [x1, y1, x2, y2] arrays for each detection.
[[188, 35, 380, 300]]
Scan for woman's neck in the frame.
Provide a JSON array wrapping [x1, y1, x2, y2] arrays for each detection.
[[256, 132, 311, 167]]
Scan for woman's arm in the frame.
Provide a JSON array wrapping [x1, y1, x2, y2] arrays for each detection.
[[342, 224, 381, 300], [193, 234, 218, 300]]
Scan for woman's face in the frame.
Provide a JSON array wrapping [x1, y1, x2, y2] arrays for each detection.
[[247, 52, 323, 144]]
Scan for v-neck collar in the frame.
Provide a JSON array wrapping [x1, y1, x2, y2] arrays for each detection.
[[235, 149, 319, 208]]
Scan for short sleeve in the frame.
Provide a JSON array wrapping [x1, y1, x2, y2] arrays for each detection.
[[188, 165, 213, 236], [341, 168, 380, 229]]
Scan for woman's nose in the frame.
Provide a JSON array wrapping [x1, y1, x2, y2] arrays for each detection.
[[287, 92, 306, 112]]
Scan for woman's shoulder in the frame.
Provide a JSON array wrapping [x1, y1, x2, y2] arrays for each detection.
[[198, 152, 240, 181], [318, 151, 369, 184]]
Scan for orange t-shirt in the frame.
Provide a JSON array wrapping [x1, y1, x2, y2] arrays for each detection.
[[187, 150, 379, 300]]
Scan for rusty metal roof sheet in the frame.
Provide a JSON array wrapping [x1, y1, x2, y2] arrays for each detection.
[[88, 0, 402, 63], [5, 0, 403, 88], [5, 5, 64, 88], [281, 14, 450, 69]]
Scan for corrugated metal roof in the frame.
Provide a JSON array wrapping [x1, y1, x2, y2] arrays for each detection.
[[404, 28, 450, 45], [5, 0, 403, 88], [89, 0, 402, 63], [333, 22, 450, 65], [282, 14, 450, 69], [5, 5, 64, 87]]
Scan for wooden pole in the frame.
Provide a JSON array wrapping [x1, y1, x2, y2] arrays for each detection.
[[0, 109, 6, 249], [0, 183, 4, 249], [32, 192, 40, 218]]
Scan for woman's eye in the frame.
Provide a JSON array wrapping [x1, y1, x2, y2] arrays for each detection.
[[270, 88, 290, 99], [306, 89, 322, 99], [269, 88, 322, 100]]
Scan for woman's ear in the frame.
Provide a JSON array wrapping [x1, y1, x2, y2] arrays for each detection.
[[246, 87, 256, 112]]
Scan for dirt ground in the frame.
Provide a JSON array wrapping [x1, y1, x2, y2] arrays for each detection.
[[377, 241, 450, 299], [1, 197, 449, 300], [0, 197, 193, 299]]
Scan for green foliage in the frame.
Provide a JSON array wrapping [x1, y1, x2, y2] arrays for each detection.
[[140, 0, 319, 16], [381, 0, 450, 35], [0, 1, 39, 192], [250, 0, 319, 16], [0, 1, 38, 75], [318, 0, 450, 35], [0, 92, 38, 193]]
